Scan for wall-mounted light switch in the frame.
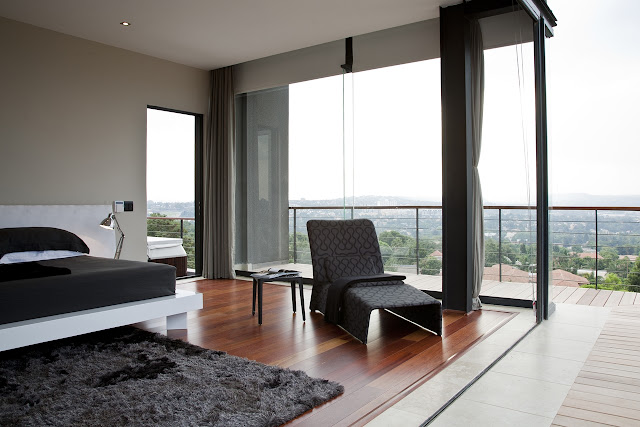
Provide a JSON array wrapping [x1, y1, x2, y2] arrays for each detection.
[[113, 201, 124, 212], [124, 201, 133, 212]]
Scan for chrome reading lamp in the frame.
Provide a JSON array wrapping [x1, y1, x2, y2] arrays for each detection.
[[99, 212, 125, 259]]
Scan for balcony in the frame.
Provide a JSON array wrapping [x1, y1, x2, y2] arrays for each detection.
[[146, 215, 196, 276], [283, 205, 640, 307]]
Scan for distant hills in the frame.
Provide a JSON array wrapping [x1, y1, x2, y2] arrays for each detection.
[[548, 194, 640, 207], [148, 193, 640, 218], [291, 193, 640, 207]]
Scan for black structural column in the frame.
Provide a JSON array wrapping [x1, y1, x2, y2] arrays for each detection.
[[440, 3, 473, 312], [534, 17, 555, 321]]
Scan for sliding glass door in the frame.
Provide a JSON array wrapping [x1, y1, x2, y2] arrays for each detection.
[[146, 106, 203, 277]]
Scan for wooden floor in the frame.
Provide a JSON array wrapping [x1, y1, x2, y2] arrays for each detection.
[[279, 263, 640, 308], [135, 279, 516, 426], [553, 305, 640, 426]]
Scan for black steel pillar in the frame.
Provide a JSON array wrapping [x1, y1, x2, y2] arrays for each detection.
[[534, 17, 554, 320], [440, 4, 473, 312]]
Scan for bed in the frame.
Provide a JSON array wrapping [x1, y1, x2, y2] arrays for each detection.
[[0, 205, 203, 352]]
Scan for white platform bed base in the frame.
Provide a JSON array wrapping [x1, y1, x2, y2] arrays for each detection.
[[0, 289, 203, 352]]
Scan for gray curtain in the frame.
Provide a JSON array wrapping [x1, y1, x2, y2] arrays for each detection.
[[234, 88, 290, 270], [470, 20, 485, 310], [203, 67, 236, 279]]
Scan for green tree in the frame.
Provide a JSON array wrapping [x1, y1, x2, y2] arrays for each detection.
[[379, 241, 393, 263], [147, 213, 181, 237], [604, 273, 622, 285], [419, 256, 442, 275], [626, 257, 640, 291], [384, 256, 400, 271], [289, 232, 310, 264], [379, 231, 415, 251], [378, 231, 417, 267]]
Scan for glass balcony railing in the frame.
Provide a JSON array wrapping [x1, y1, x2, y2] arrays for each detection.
[[289, 205, 640, 293]]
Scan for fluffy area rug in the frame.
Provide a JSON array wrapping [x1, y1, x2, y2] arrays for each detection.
[[0, 327, 344, 426]]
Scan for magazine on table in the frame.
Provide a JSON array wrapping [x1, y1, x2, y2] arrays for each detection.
[[251, 268, 302, 279]]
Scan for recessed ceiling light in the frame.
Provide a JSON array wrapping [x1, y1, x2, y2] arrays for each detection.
[[120, 21, 131, 26]]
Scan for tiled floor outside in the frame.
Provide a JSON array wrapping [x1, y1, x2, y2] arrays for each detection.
[[368, 303, 634, 426]]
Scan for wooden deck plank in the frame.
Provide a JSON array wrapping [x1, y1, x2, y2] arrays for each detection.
[[512, 286, 534, 300], [562, 397, 640, 422], [605, 291, 626, 307], [575, 375, 640, 392], [553, 286, 578, 304], [566, 389, 640, 411], [552, 413, 608, 427], [577, 288, 599, 305], [620, 291, 637, 306], [589, 289, 611, 307], [556, 306, 640, 426], [556, 406, 639, 426], [553, 285, 567, 298], [480, 280, 502, 291], [565, 287, 589, 304]]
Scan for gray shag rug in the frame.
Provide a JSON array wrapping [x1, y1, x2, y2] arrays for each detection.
[[0, 327, 343, 426]]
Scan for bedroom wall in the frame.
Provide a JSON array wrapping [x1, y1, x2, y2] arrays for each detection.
[[0, 16, 209, 261]]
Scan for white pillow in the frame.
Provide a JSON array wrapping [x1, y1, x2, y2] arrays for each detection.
[[0, 250, 86, 264]]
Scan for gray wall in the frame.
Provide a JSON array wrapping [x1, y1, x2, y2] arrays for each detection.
[[234, 18, 441, 94], [0, 17, 209, 261], [233, 12, 533, 95]]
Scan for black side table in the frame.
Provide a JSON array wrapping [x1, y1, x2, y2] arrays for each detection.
[[252, 276, 306, 324]]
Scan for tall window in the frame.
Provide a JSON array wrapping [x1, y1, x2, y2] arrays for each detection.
[[289, 60, 442, 205]]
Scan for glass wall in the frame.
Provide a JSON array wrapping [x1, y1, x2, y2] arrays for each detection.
[[287, 59, 443, 276], [237, 59, 443, 274], [477, 13, 537, 303]]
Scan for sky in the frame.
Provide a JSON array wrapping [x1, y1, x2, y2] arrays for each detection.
[[147, 1, 640, 206], [146, 109, 195, 203], [546, 0, 640, 197], [289, 0, 640, 204]]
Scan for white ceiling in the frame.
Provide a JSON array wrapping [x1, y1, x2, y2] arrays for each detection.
[[0, 0, 458, 70]]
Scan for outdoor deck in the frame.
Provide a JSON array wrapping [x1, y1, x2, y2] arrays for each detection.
[[553, 304, 640, 425], [276, 263, 640, 308]]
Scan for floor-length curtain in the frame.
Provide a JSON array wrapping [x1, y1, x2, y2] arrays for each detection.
[[470, 19, 485, 310], [203, 67, 236, 279]]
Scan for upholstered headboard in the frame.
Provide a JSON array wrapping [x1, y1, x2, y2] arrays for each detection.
[[0, 205, 116, 258]]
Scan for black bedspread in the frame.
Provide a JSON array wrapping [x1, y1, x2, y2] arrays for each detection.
[[0, 256, 176, 325], [0, 262, 71, 282]]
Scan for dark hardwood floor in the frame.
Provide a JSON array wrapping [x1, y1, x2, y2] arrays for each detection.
[[135, 279, 517, 426]]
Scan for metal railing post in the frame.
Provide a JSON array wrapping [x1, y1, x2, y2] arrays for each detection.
[[180, 219, 184, 239], [595, 209, 598, 290], [416, 208, 420, 275], [499, 208, 502, 282], [293, 208, 297, 264]]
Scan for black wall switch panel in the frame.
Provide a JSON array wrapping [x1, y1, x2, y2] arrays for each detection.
[[124, 201, 134, 212]]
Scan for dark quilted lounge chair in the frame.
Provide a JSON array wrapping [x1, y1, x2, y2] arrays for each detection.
[[306, 219, 442, 343]]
